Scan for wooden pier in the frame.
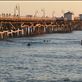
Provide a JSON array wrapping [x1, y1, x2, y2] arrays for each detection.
[[0, 16, 81, 40]]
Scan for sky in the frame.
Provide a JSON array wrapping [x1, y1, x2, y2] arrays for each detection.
[[0, 1, 82, 17]]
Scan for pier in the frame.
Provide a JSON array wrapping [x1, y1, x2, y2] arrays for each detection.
[[0, 16, 82, 40]]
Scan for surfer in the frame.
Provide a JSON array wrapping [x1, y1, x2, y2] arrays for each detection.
[[27, 43, 31, 46]]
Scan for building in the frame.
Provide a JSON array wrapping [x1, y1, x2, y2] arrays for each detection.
[[64, 11, 73, 21], [26, 15, 33, 17], [74, 17, 80, 21], [56, 16, 64, 21], [79, 14, 82, 20]]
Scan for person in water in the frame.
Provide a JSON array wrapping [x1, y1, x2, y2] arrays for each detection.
[[43, 40, 49, 43], [27, 43, 31, 46], [43, 40, 46, 42], [81, 40, 82, 45]]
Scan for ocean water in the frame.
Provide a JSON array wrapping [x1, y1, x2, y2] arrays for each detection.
[[0, 31, 82, 82]]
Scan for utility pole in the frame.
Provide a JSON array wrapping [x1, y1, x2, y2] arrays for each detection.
[[14, 4, 20, 17], [52, 11, 55, 18], [34, 10, 38, 17]]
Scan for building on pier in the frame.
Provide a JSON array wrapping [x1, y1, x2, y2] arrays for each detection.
[[64, 11, 73, 21], [56, 16, 64, 21], [26, 15, 33, 17], [74, 17, 80, 21], [79, 14, 82, 21]]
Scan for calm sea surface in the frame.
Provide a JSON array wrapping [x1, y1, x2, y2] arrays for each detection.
[[0, 31, 82, 82]]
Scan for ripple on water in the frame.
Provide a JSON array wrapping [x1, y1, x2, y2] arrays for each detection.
[[0, 31, 82, 81]]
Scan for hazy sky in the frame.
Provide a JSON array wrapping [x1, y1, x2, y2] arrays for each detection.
[[0, 1, 82, 17]]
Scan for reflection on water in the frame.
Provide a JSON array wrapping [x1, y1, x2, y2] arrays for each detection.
[[0, 31, 82, 82]]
